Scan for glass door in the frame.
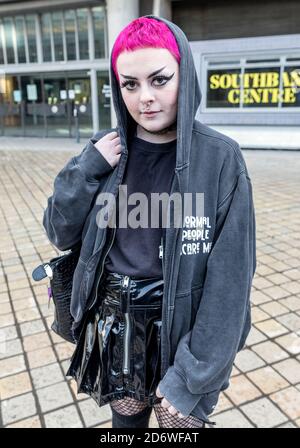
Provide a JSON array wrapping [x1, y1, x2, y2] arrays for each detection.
[[43, 73, 69, 137], [20, 75, 45, 137], [67, 71, 92, 138], [0, 74, 23, 136], [97, 71, 111, 130]]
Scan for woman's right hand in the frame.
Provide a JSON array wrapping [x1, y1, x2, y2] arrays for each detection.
[[93, 131, 122, 168]]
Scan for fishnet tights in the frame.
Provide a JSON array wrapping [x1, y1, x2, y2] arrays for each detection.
[[110, 396, 205, 428]]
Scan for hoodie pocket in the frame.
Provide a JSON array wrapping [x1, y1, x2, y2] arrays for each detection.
[[191, 284, 204, 328], [237, 301, 252, 352], [170, 292, 192, 352]]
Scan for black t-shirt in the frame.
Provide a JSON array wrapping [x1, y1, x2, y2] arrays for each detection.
[[104, 134, 177, 278]]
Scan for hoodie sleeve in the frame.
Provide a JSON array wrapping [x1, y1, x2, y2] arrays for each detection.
[[157, 170, 256, 417], [43, 131, 114, 251]]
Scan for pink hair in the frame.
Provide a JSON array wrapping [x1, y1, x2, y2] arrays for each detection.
[[111, 17, 181, 83]]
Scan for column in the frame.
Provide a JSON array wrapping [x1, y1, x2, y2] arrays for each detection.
[[106, 0, 139, 128]]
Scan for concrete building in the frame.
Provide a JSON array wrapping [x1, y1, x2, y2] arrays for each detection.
[[0, 0, 299, 148]]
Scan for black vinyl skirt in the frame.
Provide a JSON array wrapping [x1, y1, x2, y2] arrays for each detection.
[[66, 268, 164, 407]]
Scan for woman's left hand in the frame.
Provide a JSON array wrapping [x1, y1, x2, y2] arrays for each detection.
[[155, 385, 185, 418]]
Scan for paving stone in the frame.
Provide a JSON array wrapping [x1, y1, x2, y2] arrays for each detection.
[[277, 422, 297, 428], [20, 319, 47, 337], [61, 359, 72, 376], [0, 354, 26, 378], [44, 404, 82, 428], [5, 415, 42, 428], [212, 392, 234, 414], [270, 387, 300, 420], [283, 269, 300, 281], [255, 319, 289, 338], [251, 290, 273, 306], [270, 261, 293, 273], [36, 381, 73, 413], [251, 307, 269, 323], [39, 303, 55, 319], [0, 293, 10, 304], [12, 297, 36, 311], [265, 273, 291, 285], [245, 327, 268, 346], [262, 286, 291, 300], [15, 307, 41, 324], [212, 408, 254, 428], [27, 346, 57, 369], [224, 375, 262, 405], [0, 325, 17, 342], [31, 362, 64, 389], [252, 277, 274, 290], [0, 302, 12, 315], [1, 392, 36, 426], [241, 397, 288, 427], [255, 264, 275, 276], [0, 338, 23, 360], [260, 301, 289, 317], [54, 342, 76, 361], [231, 366, 240, 376], [23, 332, 51, 352], [95, 420, 113, 428], [275, 332, 300, 355], [247, 366, 289, 394], [0, 313, 15, 328], [272, 358, 300, 384], [0, 371, 32, 399], [78, 399, 112, 427], [48, 327, 64, 344], [277, 313, 300, 332], [9, 279, 31, 290], [282, 281, 300, 295], [279, 296, 300, 312], [251, 340, 289, 363], [234, 349, 266, 372]]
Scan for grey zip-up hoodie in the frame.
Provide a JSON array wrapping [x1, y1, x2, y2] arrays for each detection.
[[43, 15, 256, 425]]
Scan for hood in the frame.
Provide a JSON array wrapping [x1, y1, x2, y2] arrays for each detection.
[[109, 14, 202, 169]]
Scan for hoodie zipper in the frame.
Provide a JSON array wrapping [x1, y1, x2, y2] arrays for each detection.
[[159, 236, 165, 279], [88, 225, 117, 311]]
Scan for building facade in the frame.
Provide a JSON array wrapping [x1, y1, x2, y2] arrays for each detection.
[[0, 0, 299, 141], [0, 0, 112, 138]]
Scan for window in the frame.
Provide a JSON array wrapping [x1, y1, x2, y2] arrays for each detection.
[[3, 17, 14, 63], [15, 17, 26, 63], [41, 13, 52, 61], [52, 12, 64, 61], [76, 9, 89, 60], [1, 7, 108, 65], [25, 15, 37, 62], [64, 10, 76, 60], [0, 21, 5, 64], [92, 6, 106, 59]]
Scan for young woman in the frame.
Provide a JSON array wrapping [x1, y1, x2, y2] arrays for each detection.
[[43, 16, 256, 429]]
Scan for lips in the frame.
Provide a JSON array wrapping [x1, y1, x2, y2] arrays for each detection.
[[143, 111, 160, 115]]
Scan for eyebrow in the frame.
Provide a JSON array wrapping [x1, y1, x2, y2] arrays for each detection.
[[120, 66, 167, 80]]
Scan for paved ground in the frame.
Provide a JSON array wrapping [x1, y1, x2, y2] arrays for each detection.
[[0, 138, 299, 428]]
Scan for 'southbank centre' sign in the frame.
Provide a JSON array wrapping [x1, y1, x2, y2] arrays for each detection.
[[207, 68, 300, 107]]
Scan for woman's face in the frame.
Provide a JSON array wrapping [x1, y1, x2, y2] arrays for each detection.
[[116, 48, 179, 138]]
